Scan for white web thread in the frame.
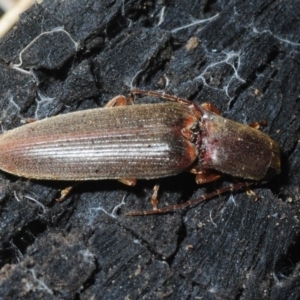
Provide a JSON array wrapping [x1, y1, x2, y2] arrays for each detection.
[[9, 241, 24, 262], [253, 26, 300, 47], [172, 13, 220, 33], [34, 91, 57, 120], [196, 50, 245, 100], [13, 190, 46, 214], [209, 208, 218, 228], [13, 191, 22, 202], [156, 6, 166, 27], [0, 93, 22, 133], [24, 195, 46, 214], [7, 94, 21, 113], [89, 194, 127, 220], [12, 27, 79, 73], [27, 268, 53, 295]]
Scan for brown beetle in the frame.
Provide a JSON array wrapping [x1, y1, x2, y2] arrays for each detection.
[[0, 89, 280, 215]]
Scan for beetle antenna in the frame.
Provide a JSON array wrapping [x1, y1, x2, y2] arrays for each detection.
[[131, 88, 192, 105], [126, 181, 255, 216]]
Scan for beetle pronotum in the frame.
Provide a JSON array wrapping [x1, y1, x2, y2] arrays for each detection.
[[0, 89, 280, 215]]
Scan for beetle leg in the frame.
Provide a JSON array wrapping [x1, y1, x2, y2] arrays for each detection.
[[246, 187, 259, 201], [195, 171, 223, 184], [56, 186, 75, 202], [119, 179, 167, 211], [126, 181, 254, 216], [23, 118, 37, 124], [118, 178, 137, 186], [56, 178, 137, 202], [104, 95, 127, 107], [189, 168, 223, 184], [248, 120, 267, 130], [201, 103, 221, 115], [150, 184, 160, 210]]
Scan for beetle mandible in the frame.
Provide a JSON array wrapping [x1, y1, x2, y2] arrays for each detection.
[[0, 89, 280, 215]]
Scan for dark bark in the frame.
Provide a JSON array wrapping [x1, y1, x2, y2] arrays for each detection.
[[0, 0, 299, 299]]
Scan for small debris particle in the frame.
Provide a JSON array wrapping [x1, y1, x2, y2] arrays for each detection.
[[134, 265, 142, 276], [185, 244, 194, 250], [197, 222, 203, 228], [186, 37, 199, 51]]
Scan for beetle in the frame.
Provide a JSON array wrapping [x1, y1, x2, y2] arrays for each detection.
[[0, 89, 280, 215]]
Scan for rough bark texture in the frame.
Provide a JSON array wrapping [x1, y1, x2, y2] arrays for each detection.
[[0, 0, 299, 299]]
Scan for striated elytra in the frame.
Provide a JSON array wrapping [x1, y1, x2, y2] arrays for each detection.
[[0, 91, 280, 186]]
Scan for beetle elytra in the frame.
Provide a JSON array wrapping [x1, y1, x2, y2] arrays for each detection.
[[0, 89, 280, 214]]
